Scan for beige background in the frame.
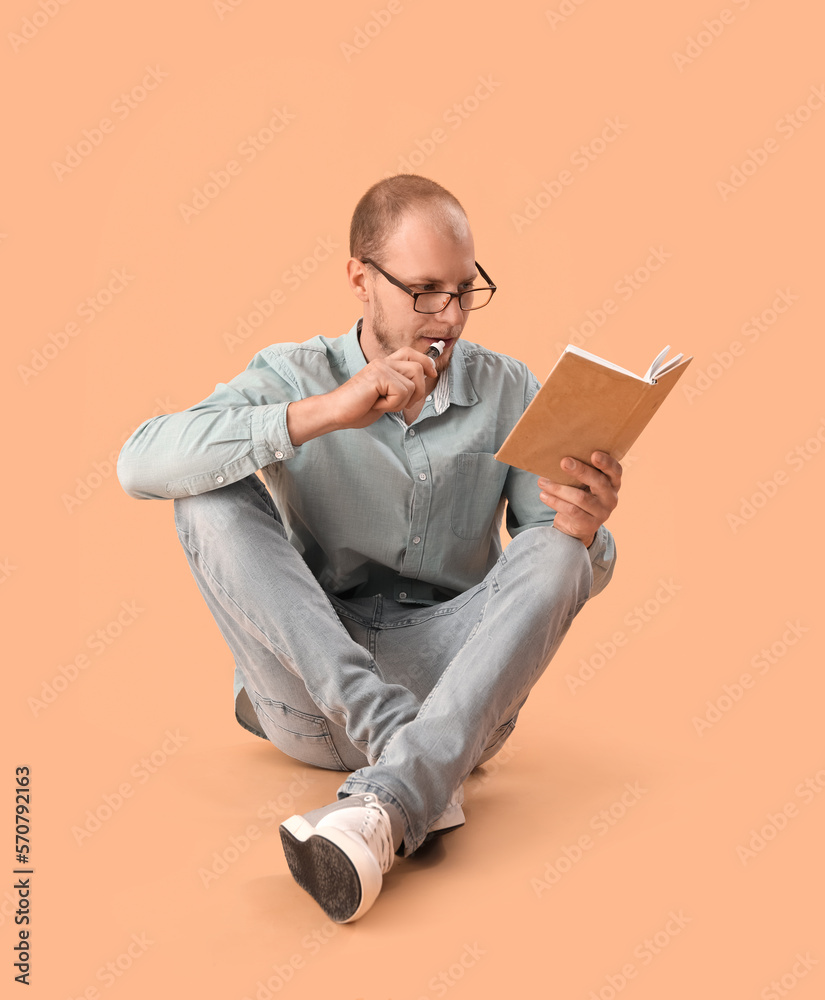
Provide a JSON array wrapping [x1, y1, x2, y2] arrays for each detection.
[[4, 1, 824, 997]]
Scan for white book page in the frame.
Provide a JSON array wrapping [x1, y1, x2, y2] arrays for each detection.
[[643, 346, 672, 381], [563, 344, 682, 383], [563, 344, 643, 380], [650, 352, 684, 378]]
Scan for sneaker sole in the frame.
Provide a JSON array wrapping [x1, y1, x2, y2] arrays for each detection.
[[279, 816, 379, 923], [421, 802, 465, 845]]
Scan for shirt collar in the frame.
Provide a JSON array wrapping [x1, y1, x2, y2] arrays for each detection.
[[342, 318, 369, 377], [448, 338, 479, 407], [342, 318, 479, 409]]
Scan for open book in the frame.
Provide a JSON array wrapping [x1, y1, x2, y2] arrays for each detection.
[[495, 344, 693, 486]]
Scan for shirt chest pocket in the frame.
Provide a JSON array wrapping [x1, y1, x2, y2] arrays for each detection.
[[451, 452, 507, 540]]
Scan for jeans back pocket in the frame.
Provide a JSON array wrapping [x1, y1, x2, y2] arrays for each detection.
[[254, 698, 349, 770]]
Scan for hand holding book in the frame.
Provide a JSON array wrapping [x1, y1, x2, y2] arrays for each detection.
[[495, 344, 693, 487], [537, 449, 623, 548]]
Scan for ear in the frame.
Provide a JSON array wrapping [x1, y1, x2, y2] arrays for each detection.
[[346, 257, 371, 304]]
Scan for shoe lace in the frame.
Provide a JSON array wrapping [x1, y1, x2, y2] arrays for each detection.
[[359, 796, 394, 873]]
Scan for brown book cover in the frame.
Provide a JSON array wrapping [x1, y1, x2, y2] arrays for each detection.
[[495, 345, 693, 486]]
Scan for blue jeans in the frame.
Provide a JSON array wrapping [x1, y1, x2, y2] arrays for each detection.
[[173, 474, 603, 855]]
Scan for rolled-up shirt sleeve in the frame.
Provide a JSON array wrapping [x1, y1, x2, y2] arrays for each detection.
[[117, 351, 300, 500], [502, 371, 617, 599]]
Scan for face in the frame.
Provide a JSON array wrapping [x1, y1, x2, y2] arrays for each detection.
[[352, 208, 477, 375]]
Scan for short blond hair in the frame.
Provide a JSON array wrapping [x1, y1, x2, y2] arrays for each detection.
[[349, 174, 468, 264]]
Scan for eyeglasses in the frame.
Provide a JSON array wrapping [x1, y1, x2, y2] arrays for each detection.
[[359, 258, 497, 314]]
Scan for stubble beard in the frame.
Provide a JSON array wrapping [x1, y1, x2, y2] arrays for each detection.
[[372, 295, 461, 375]]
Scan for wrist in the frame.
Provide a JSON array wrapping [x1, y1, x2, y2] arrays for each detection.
[[286, 394, 341, 446]]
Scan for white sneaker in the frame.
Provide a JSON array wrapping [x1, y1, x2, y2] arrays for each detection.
[[279, 793, 394, 922]]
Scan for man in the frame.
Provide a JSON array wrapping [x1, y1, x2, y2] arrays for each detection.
[[117, 174, 620, 924]]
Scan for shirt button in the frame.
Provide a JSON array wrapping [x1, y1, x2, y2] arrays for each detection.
[[409, 429, 416, 436], [413, 536, 421, 544], [399, 591, 407, 600], [425, 394, 432, 402], [216, 476, 224, 483], [418, 472, 427, 481], [274, 450, 284, 460]]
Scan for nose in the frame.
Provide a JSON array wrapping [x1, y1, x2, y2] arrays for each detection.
[[438, 293, 465, 327]]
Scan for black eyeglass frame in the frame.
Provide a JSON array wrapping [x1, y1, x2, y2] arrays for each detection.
[[359, 258, 497, 313]]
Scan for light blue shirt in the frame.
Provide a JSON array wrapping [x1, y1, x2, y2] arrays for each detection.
[[118, 319, 615, 604]]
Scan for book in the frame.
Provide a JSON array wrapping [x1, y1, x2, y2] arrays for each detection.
[[495, 344, 693, 486]]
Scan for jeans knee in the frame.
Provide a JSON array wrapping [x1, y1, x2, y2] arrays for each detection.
[[509, 525, 593, 604], [475, 715, 519, 766], [173, 489, 223, 540], [174, 475, 277, 540]]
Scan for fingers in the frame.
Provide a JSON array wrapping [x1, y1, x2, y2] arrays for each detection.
[[367, 358, 429, 413], [537, 480, 603, 518], [370, 368, 417, 412], [368, 350, 438, 410], [536, 480, 601, 548], [587, 451, 623, 491], [388, 346, 438, 380], [538, 452, 621, 529], [375, 363, 424, 412], [534, 453, 622, 546], [333, 349, 439, 429], [545, 452, 622, 495]]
